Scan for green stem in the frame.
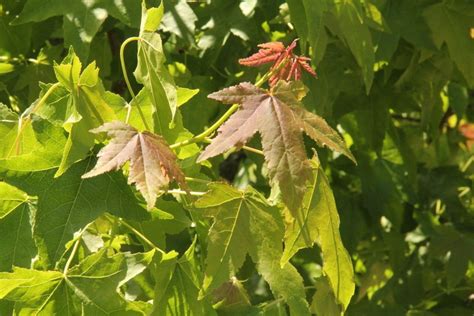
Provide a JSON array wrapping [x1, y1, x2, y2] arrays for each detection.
[[185, 177, 210, 184], [9, 82, 61, 157], [114, 216, 166, 254], [119, 36, 150, 130], [169, 103, 239, 149], [63, 222, 92, 275], [120, 37, 140, 99]]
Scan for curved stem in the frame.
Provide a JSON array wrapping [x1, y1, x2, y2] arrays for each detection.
[[169, 103, 239, 149], [120, 36, 140, 99], [120, 37, 151, 130]]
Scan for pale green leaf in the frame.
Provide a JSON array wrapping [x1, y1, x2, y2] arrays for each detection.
[[0, 182, 28, 219], [0, 108, 68, 172], [177, 87, 199, 107], [0, 63, 14, 75], [161, 0, 198, 45], [282, 164, 354, 311]]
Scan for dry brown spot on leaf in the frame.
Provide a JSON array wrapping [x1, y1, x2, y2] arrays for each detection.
[[82, 121, 186, 208], [198, 81, 354, 213]]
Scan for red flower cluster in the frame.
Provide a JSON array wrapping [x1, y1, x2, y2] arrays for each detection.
[[238, 39, 316, 86]]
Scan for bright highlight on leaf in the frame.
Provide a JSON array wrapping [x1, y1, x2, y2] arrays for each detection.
[[198, 81, 354, 212], [82, 121, 187, 209]]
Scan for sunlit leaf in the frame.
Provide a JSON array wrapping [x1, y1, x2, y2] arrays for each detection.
[[82, 121, 187, 209]]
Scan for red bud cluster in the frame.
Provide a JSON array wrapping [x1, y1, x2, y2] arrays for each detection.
[[238, 39, 316, 86]]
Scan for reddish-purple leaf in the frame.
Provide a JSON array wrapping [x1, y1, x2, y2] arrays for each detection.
[[239, 39, 316, 86], [82, 121, 187, 209], [198, 81, 354, 212]]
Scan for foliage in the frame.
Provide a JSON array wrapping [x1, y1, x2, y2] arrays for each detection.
[[0, 0, 473, 315]]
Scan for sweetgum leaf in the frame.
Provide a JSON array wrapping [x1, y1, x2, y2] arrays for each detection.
[[194, 183, 310, 315], [151, 238, 216, 315], [199, 81, 354, 213], [4, 157, 149, 267], [0, 104, 67, 172], [282, 162, 355, 311], [0, 250, 154, 315], [13, 0, 142, 60], [53, 49, 118, 177], [82, 121, 187, 209], [0, 183, 36, 271]]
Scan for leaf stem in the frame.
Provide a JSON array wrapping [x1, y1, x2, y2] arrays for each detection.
[[120, 36, 151, 130], [112, 215, 166, 254], [63, 222, 92, 275], [184, 177, 210, 184], [9, 82, 61, 157], [120, 37, 140, 99], [166, 189, 206, 196], [169, 103, 239, 149]]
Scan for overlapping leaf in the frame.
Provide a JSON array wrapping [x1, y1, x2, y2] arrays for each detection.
[[82, 121, 187, 209], [198, 81, 354, 213], [194, 183, 310, 316]]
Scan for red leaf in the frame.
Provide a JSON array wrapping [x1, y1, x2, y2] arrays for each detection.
[[239, 39, 316, 86]]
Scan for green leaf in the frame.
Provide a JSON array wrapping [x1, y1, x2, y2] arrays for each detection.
[[177, 87, 199, 107], [0, 105, 68, 172], [151, 238, 216, 315], [424, 2, 474, 87], [13, 0, 142, 60], [310, 277, 342, 316], [0, 181, 28, 219], [336, 0, 375, 93], [0, 250, 153, 314], [53, 49, 117, 177], [4, 157, 149, 267], [134, 2, 178, 126], [378, 0, 436, 50], [195, 183, 310, 316], [287, 0, 328, 64], [282, 164, 355, 311], [161, 0, 198, 45], [0, 63, 14, 75], [0, 183, 36, 271]]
